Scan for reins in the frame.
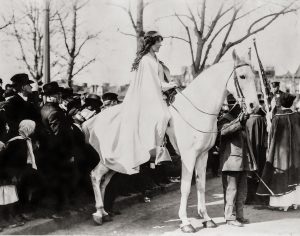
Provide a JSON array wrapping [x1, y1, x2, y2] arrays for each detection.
[[170, 63, 250, 134]]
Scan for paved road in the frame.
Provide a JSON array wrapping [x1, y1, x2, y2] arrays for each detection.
[[50, 177, 300, 235]]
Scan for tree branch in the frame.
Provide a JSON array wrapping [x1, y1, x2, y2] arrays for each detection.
[[12, 19, 35, 79], [57, 12, 70, 54], [186, 2, 199, 32], [201, 4, 266, 66], [199, 0, 206, 36], [117, 28, 136, 37], [163, 35, 189, 43], [74, 32, 100, 58], [203, 2, 225, 41], [213, 3, 298, 64], [72, 58, 96, 78], [107, 1, 137, 32], [175, 13, 196, 73], [155, 14, 193, 23], [143, 0, 161, 9]]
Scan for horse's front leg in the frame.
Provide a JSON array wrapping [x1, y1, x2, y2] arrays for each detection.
[[178, 151, 197, 233], [90, 162, 109, 225], [195, 152, 217, 228]]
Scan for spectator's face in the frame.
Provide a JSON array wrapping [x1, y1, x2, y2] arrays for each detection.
[[271, 86, 279, 93], [22, 84, 32, 96], [74, 111, 85, 123], [49, 93, 61, 103], [103, 100, 117, 109]]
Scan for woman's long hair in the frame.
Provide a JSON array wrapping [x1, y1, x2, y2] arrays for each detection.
[[131, 31, 163, 71]]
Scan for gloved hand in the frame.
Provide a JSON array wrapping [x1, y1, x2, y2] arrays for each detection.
[[238, 112, 249, 126]]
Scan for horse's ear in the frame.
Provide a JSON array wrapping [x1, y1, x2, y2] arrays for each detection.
[[232, 49, 241, 63]]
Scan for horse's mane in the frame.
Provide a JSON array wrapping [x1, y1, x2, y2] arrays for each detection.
[[182, 60, 234, 93]]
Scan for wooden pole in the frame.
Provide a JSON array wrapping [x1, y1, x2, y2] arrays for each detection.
[[253, 38, 272, 133], [44, 0, 50, 84]]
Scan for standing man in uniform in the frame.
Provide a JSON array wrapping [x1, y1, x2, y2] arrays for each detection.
[[219, 98, 256, 227]]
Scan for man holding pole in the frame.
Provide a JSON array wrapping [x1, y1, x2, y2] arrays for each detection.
[[270, 81, 284, 116]]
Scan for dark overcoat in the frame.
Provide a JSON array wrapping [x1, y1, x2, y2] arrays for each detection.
[[257, 109, 300, 196], [219, 113, 256, 172]]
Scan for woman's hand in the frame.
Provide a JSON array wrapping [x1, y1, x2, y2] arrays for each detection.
[[169, 81, 178, 88]]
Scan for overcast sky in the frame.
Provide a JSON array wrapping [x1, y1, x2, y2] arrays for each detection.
[[0, 0, 299, 86]]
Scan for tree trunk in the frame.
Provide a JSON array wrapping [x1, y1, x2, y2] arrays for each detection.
[[136, 0, 144, 51], [67, 4, 77, 87]]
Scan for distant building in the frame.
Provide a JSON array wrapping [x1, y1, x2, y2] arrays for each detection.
[[275, 65, 300, 94], [254, 65, 300, 94]]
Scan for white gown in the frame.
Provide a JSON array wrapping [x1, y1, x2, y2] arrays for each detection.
[[83, 54, 172, 174]]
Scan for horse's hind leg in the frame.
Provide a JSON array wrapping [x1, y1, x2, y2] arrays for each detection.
[[195, 152, 217, 228], [90, 162, 109, 225], [100, 170, 115, 219]]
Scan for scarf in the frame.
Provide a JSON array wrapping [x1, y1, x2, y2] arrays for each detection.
[[8, 120, 37, 170]]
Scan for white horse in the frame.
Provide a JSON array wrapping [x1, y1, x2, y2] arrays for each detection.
[[86, 50, 259, 232]]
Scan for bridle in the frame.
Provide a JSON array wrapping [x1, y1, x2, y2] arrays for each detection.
[[171, 63, 251, 134]]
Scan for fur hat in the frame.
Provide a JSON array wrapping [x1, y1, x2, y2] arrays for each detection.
[[280, 93, 296, 108]]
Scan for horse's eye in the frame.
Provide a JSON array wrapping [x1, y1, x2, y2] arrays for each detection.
[[239, 75, 246, 80]]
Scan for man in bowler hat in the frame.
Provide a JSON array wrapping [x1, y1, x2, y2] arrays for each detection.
[[102, 92, 119, 109], [81, 94, 103, 120], [40, 82, 74, 218], [4, 73, 40, 139]]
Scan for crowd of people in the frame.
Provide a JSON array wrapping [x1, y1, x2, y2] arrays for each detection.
[[0, 74, 180, 230]]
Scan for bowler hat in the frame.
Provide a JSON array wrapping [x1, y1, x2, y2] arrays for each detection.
[[42, 82, 63, 95], [62, 87, 74, 99], [102, 92, 119, 102], [10, 73, 34, 86], [85, 94, 103, 107]]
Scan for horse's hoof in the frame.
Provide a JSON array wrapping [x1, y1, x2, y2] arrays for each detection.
[[103, 215, 113, 222], [203, 220, 217, 228], [293, 204, 298, 210], [180, 224, 196, 233], [92, 215, 103, 225]]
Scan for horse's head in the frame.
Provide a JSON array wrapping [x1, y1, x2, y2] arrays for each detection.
[[227, 49, 259, 114]]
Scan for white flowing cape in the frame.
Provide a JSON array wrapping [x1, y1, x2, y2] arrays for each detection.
[[83, 55, 171, 174]]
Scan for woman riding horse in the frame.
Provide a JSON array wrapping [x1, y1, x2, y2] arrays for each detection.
[[84, 35, 259, 231]]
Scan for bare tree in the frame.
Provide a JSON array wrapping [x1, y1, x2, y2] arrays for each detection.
[[10, 3, 44, 83], [5, 1, 59, 83], [108, 0, 160, 51], [0, 15, 13, 31], [56, 0, 99, 87], [158, 0, 299, 77]]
